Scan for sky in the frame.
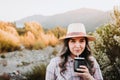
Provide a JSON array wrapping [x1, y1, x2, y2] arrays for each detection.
[[0, 0, 119, 21]]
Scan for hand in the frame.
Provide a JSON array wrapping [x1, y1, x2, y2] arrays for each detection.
[[75, 65, 95, 80]]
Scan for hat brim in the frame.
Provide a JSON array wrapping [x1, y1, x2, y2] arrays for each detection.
[[59, 35, 96, 41]]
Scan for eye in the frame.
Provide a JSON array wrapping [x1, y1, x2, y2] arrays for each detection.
[[79, 39, 85, 42], [70, 39, 75, 43]]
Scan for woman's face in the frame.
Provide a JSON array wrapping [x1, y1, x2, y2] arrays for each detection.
[[68, 37, 86, 58]]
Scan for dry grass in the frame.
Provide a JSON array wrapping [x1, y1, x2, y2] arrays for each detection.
[[21, 22, 59, 49], [20, 31, 36, 49], [0, 21, 66, 52], [0, 22, 20, 52]]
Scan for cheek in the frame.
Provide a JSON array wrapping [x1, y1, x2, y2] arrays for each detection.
[[68, 43, 73, 51], [83, 43, 86, 48]]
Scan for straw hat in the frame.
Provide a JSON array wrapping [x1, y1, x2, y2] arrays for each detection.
[[60, 23, 96, 41]]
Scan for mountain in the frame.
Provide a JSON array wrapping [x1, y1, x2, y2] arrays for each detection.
[[15, 8, 112, 32]]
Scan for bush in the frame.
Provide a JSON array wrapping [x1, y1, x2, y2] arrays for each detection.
[[0, 30, 20, 53], [91, 7, 120, 80], [24, 63, 47, 80]]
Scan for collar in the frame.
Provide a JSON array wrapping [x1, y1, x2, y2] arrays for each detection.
[[68, 56, 74, 62]]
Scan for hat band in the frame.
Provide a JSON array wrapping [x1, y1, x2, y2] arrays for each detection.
[[66, 32, 86, 36]]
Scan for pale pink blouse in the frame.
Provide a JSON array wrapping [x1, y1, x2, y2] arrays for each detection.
[[46, 56, 103, 80]]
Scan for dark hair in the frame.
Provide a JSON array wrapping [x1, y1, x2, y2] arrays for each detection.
[[59, 37, 94, 75]]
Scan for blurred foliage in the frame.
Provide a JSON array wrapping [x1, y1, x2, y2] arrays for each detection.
[[52, 48, 58, 56], [91, 7, 120, 80], [24, 22, 44, 39], [0, 21, 66, 53], [32, 40, 46, 50], [24, 63, 47, 80], [0, 54, 6, 58], [20, 31, 36, 49], [47, 26, 67, 39], [16, 28, 26, 35], [20, 22, 59, 50], [0, 21, 20, 52]]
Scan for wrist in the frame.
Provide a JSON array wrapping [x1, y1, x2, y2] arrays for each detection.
[[88, 76, 95, 80], [84, 74, 95, 80]]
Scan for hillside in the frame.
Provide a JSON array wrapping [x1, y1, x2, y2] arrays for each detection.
[[0, 45, 61, 75], [15, 8, 112, 32]]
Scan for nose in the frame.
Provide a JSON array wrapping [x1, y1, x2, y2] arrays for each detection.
[[75, 42, 81, 47]]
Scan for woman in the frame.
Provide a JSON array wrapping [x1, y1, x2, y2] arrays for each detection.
[[46, 23, 103, 80]]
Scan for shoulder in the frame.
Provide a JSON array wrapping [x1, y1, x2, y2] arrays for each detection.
[[46, 57, 61, 72], [50, 57, 61, 63], [89, 56, 96, 61], [47, 57, 61, 67], [89, 56, 103, 79], [50, 57, 61, 61], [89, 56, 99, 67], [46, 57, 61, 77]]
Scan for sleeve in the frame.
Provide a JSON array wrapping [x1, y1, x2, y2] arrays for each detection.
[[45, 58, 57, 80], [92, 57, 103, 80]]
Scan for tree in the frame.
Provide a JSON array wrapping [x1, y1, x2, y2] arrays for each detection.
[[91, 7, 120, 80]]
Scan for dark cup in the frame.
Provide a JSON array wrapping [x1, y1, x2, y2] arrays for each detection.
[[74, 57, 87, 72]]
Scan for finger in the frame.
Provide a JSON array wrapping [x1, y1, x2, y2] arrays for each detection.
[[79, 66, 89, 72], [76, 68, 86, 73], [75, 72, 86, 77], [79, 65, 87, 69]]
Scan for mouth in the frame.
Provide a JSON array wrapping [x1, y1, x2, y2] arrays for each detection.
[[74, 49, 81, 52], [74, 48, 82, 53]]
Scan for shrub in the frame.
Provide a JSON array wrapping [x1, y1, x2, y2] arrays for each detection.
[[33, 40, 46, 50], [24, 63, 47, 80], [91, 7, 120, 80], [0, 30, 20, 53], [0, 54, 6, 58], [52, 48, 58, 56]]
